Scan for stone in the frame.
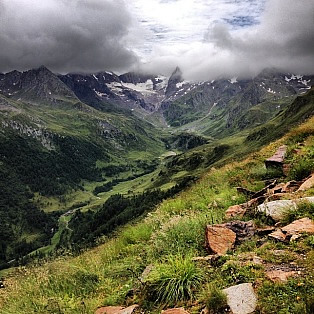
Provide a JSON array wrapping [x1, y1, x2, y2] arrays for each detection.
[[252, 256, 263, 265], [96, 307, 124, 314], [282, 217, 314, 236], [266, 270, 296, 283], [161, 308, 190, 314], [224, 220, 256, 242], [225, 204, 246, 218], [282, 181, 303, 193], [290, 234, 303, 242], [139, 264, 153, 282], [256, 226, 276, 236], [298, 174, 314, 191], [268, 229, 287, 242], [223, 283, 257, 314], [270, 183, 286, 194], [265, 145, 287, 169], [95, 305, 139, 314], [205, 225, 236, 255], [257, 200, 297, 221]]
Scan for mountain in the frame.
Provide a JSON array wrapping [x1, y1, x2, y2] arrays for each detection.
[[0, 65, 313, 268]]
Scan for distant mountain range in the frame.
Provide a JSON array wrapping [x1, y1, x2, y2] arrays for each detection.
[[0, 65, 313, 266]]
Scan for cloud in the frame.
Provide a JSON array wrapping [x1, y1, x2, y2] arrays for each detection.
[[138, 0, 314, 80], [0, 0, 138, 73]]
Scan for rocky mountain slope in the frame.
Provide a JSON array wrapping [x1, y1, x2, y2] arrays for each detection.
[[0, 65, 313, 271], [1, 112, 313, 314]]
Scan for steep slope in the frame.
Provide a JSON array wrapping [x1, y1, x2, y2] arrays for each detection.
[[0, 68, 167, 266], [1, 106, 313, 313]]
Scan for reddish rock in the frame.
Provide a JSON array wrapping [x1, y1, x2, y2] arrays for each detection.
[[282, 217, 314, 236], [256, 226, 276, 236], [270, 183, 286, 194], [161, 308, 190, 314], [96, 307, 124, 314], [96, 305, 139, 314], [282, 181, 303, 193], [268, 229, 287, 242], [205, 225, 236, 255], [265, 145, 287, 169], [225, 204, 246, 218], [298, 174, 314, 191], [266, 270, 296, 283]]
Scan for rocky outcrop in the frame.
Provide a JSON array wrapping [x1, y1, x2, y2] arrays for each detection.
[[223, 283, 257, 314], [266, 270, 297, 283], [268, 229, 287, 242], [224, 221, 256, 242], [205, 225, 236, 255]]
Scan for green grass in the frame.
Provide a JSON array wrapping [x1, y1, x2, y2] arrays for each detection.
[[1, 116, 314, 313]]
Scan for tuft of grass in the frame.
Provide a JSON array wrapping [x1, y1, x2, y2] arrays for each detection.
[[281, 200, 314, 225], [121, 223, 154, 245], [201, 284, 228, 314], [144, 255, 204, 306]]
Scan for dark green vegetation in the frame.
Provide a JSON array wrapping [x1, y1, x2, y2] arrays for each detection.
[[1, 114, 313, 313], [0, 66, 313, 274]]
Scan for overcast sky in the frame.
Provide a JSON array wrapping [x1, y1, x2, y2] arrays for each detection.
[[0, 0, 313, 80]]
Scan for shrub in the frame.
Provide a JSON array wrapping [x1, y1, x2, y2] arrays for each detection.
[[144, 255, 204, 305]]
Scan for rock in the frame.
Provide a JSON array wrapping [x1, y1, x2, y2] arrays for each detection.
[[282, 181, 303, 193], [268, 229, 287, 242], [223, 283, 257, 314], [139, 264, 153, 282], [225, 197, 266, 219], [224, 220, 256, 242], [265, 145, 287, 170], [205, 225, 236, 255], [298, 174, 314, 191], [257, 200, 297, 221], [266, 270, 296, 283], [96, 305, 139, 314], [161, 308, 190, 314], [290, 234, 303, 242], [96, 307, 124, 314], [282, 217, 314, 236], [252, 256, 263, 265], [256, 226, 276, 236], [225, 204, 246, 218], [270, 183, 286, 194], [192, 255, 216, 262]]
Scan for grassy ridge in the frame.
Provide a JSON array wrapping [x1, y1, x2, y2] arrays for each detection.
[[1, 114, 313, 313]]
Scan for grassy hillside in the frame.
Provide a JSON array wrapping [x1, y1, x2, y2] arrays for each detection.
[[1, 112, 313, 313]]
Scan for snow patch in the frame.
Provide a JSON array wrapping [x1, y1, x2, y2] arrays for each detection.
[[229, 77, 238, 84]]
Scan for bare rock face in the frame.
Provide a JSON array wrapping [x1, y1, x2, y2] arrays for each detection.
[[223, 283, 257, 314], [205, 225, 236, 255], [282, 217, 314, 236], [282, 181, 303, 193], [161, 308, 190, 314], [95, 305, 139, 314], [298, 174, 314, 191]]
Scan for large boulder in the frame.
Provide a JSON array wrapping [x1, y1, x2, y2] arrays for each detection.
[[265, 145, 287, 170], [257, 197, 314, 221], [223, 283, 257, 314], [205, 225, 236, 255]]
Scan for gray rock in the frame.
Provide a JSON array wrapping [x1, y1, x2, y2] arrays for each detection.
[[223, 283, 257, 314], [257, 197, 314, 221]]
